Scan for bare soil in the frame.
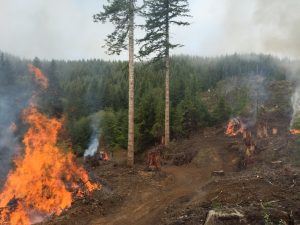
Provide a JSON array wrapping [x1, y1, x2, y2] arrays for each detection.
[[39, 123, 300, 225]]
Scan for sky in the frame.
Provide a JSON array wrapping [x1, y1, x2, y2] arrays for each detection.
[[0, 0, 299, 60]]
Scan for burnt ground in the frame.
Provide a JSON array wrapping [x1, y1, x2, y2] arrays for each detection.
[[38, 80, 300, 225], [38, 127, 300, 225]]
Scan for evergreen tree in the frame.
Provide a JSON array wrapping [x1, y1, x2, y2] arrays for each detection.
[[0, 54, 15, 86], [42, 60, 63, 117], [94, 0, 137, 167], [33, 57, 42, 68], [139, 0, 190, 146]]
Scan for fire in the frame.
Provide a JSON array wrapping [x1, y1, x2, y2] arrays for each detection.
[[225, 118, 245, 137], [101, 151, 110, 161], [28, 64, 48, 89], [0, 65, 99, 225], [257, 123, 268, 139], [290, 129, 300, 135], [225, 120, 235, 136], [272, 128, 278, 135]]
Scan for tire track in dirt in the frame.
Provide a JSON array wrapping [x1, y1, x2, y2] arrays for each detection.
[[90, 131, 241, 225], [90, 165, 210, 225]]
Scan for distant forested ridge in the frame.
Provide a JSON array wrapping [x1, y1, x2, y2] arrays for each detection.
[[0, 52, 293, 155]]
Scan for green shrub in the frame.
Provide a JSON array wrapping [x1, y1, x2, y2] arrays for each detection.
[[67, 116, 92, 156]]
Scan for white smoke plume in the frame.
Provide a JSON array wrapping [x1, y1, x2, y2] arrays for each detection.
[[282, 60, 300, 128], [290, 88, 300, 128], [215, 0, 300, 59], [84, 133, 100, 158], [84, 119, 100, 158]]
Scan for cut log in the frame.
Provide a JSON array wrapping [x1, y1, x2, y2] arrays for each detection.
[[211, 170, 225, 176], [271, 160, 283, 164], [204, 209, 244, 225]]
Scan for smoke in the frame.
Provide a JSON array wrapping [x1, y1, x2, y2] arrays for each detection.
[[254, 0, 300, 58], [1, 0, 300, 60], [215, 0, 300, 58], [84, 119, 100, 158], [290, 88, 300, 128], [284, 61, 300, 128], [246, 75, 268, 120], [84, 133, 100, 158], [220, 0, 300, 127], [223, 74, 268, 127], [0, 86, 32, 182]]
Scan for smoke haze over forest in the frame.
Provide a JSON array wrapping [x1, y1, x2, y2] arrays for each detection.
[[0, 0, 299, 60]]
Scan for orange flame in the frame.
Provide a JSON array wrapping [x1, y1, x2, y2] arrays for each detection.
[[225, 120, 236, 136], [290, 129, 300, 135], [225, 118, 245, 137], [28, 64, 48, 89], [101, 151, 110, 161], [0, 66, 99, 225]]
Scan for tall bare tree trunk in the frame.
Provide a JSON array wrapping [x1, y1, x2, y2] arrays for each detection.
[[165, 54, 170, 146], [127, 0, 134, 167], [164, 2, 170, 147]]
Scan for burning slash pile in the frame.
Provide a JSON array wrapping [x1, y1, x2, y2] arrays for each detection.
[[225, 118, 257, 166], [0, 65, 99, 225], [225, 117, 245, 137], [290, 129, 300, 135]]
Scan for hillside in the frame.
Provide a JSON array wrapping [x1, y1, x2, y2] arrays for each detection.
[[1, 53, 300, 225], [37, 79, 300, 225]]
